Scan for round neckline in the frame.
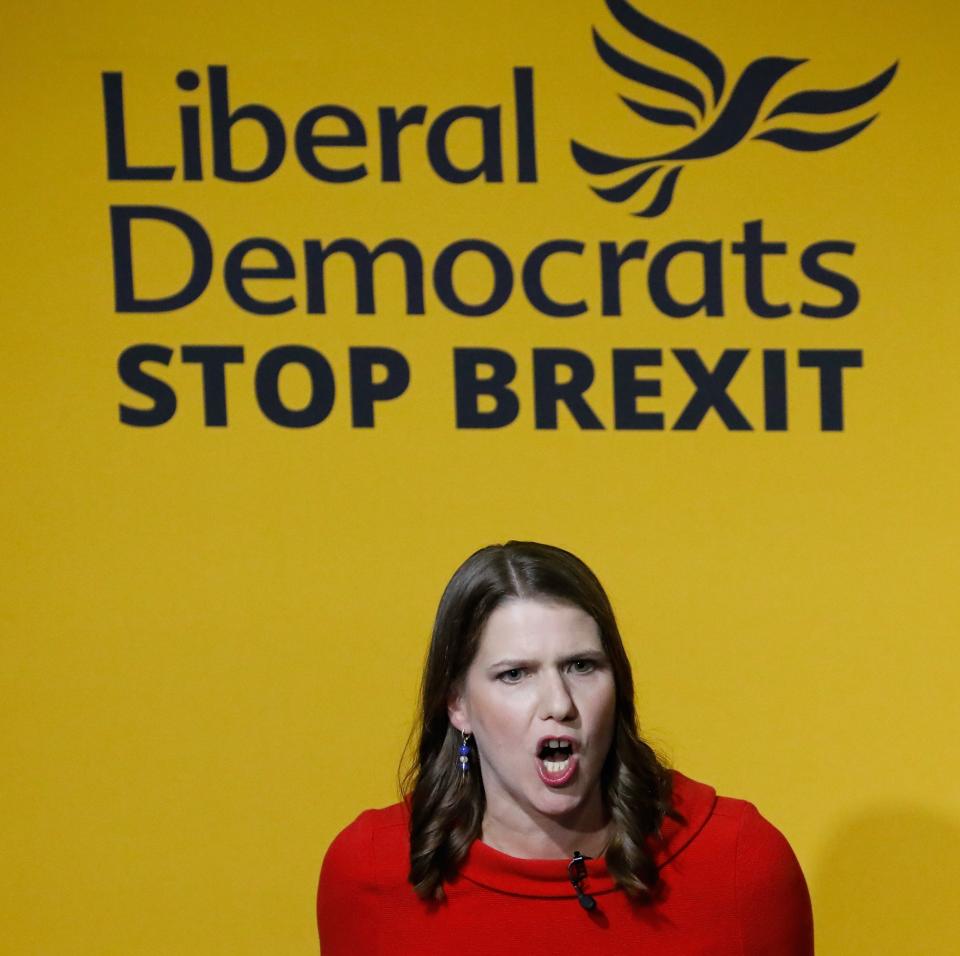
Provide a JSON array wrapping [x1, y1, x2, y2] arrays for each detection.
[[450, 770, 718, 897], [459, 836, 619, 897]]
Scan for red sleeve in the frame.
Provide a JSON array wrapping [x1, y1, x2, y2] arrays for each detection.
[[735, 803, 815, 955], [317, 811, 380, 955]]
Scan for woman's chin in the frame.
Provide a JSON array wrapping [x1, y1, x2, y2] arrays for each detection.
[[527, 779, 592, 818]]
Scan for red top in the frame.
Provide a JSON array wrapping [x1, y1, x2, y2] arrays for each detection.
[[317, 770, 814, 955]]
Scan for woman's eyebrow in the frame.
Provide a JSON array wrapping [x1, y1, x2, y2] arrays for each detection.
[[486, 658, 532, 670], [486, 650, 607, 670]]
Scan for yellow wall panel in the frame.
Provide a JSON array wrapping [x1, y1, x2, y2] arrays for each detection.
[[2, 1, 958, 952]]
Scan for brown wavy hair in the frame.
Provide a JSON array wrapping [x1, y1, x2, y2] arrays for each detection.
[[398, 541, 680, 902]]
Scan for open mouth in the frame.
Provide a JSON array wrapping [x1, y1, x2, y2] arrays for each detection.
[[536, 737, 578, 786]]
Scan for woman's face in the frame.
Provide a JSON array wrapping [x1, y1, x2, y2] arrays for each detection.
[[448, 597, 617, 826]]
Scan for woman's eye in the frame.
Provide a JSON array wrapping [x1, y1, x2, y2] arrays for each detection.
[[569, 659, 596, 674], [498, 668, 525, 683]]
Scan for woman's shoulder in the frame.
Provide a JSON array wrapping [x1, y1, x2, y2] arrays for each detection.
[[693, 773, 807, 878], [326, 801, 410, 851], [317, 801, 412, 951], [669, 770, 814, 952], [319, 800, 411, 887], [668, 768, 804, 862]]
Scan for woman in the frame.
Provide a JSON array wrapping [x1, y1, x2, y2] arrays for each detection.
[[317, 541, 814, 954]]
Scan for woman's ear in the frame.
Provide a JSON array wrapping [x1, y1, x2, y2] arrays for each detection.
[[447, 685, 470, 735]]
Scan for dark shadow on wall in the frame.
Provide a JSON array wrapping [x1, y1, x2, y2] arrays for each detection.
[[811, 805, 960, 954]]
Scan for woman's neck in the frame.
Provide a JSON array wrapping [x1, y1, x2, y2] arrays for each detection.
[[479, 792, 612, 860]]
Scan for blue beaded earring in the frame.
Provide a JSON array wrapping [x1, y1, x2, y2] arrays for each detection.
[[458, 731, 472, 777]]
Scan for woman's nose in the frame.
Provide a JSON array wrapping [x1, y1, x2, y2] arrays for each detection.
[[538, 670, 577, 721]]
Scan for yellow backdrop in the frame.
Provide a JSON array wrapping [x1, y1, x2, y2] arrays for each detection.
[[3, 1, 958, 953]]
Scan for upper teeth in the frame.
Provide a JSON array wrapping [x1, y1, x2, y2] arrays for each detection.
[[546, 739, 565, 748]]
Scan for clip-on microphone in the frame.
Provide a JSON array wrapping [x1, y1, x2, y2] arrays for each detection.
[[568, 850, 597, 910]]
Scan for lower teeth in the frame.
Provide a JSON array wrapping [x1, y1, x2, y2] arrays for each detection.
[[544, 758, 570, 772]]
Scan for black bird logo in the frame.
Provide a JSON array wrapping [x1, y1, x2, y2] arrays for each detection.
[[571, 0, 898, 217]]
